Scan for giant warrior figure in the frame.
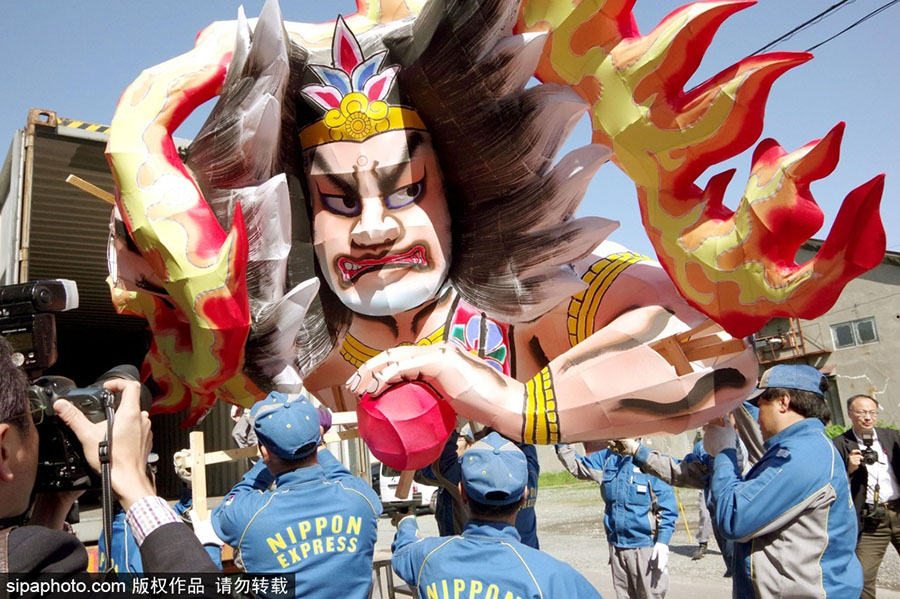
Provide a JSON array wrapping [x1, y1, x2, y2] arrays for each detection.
[[104, 0, 885, 459]]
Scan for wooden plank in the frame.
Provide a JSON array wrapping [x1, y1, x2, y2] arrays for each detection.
[[682, 338, 746, 361], [189, 431, 208, 520], [652, 335, 692, 376], [395, 470, 414, 499], [679, 319, 719, 341], [65, 174, 115, 205], [203, 446, 260, 466], [331, 411, 358, 426]]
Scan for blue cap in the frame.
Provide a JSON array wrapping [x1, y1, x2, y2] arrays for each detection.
[[460, 432, 527, 506], [251, 391, 322, 460], [750, 364, 827, 400]]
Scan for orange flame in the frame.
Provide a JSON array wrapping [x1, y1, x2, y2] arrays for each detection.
[[517, 0, 885, 337]]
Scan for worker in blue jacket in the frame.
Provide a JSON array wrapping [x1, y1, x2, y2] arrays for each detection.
[[212, 391, 382, 599], [619, 365, 862, 599], [393, 432, 600, 599], [418, 426, 541, 547], [556, 443, 677, 599]]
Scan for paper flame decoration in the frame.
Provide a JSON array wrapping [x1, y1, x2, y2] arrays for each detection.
[[516, 0, 885, 337]]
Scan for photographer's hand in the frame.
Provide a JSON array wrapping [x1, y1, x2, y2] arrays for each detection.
[[54, 378, 155, 510], [848, 449, 864, 475], [29, 490, 83, 530]]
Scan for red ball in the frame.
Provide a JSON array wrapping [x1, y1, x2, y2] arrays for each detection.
[[356, 382, 457, 471]]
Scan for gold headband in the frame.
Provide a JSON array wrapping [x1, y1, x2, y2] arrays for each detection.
[[300, 91, 426, 148]]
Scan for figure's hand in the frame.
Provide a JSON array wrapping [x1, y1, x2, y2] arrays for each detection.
[[702, 419, 737, 457], [345, 342, 525, 429], [650, 542, 669, 571], [174, 449, 193, 487], [54, 379, 155, 510], [607, 439, 640, 457], [848, 449, 864, 475]]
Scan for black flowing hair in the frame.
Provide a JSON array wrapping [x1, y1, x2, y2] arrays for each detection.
[[186, 0, 612, 390]]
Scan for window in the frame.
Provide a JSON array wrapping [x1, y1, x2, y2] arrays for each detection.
[[830, 317, 878, 350]]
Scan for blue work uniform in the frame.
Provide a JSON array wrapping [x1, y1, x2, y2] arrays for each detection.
[[392, 518, 600, 598], [213, 449, 382, 599], [420, 431, 541, 548], [563, 449, 677, 548], [709, 418, 862, 599], [99, 490, 221, 573]]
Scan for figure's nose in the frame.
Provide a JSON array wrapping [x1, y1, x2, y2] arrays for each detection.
[[350, 197, 401, 246]]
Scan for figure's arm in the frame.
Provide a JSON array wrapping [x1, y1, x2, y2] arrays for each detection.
[[632, 444, 709, 490], [347, 246, 757, 444], [708, 449, 824, 542], [555, 445, 604, 483]]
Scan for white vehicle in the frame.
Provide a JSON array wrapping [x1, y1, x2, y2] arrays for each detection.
[[373, 462, 438, 515]]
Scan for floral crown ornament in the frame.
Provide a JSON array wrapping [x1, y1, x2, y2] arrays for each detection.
[[300, 16, 426, 148]]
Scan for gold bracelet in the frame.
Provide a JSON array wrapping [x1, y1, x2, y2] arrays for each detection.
[[523, 366, 559, 444]]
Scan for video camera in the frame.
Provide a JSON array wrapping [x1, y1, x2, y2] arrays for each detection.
[[1, 279, 150, 492], [0, 279, 77, 372]]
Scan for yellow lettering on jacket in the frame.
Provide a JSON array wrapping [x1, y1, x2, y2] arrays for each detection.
[[426, 580, 520, 599], [267, 533, 287, 553], [347, 516, 362, 535]]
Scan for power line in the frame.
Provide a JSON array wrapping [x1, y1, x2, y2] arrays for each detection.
[[805, 0, 900, 52], [748, 0, 855, 56]]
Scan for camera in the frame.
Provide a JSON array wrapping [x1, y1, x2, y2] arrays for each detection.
[[2, 279, 151, 492], [861, 432, 879, 466], [29, 365, 151, 492], [0, 279, 78, 373]]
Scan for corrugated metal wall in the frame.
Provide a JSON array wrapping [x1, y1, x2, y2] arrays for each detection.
[[19, 120, 244, 498]]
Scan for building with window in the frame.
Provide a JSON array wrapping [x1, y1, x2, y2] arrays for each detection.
[[753, 240, 900, 426]]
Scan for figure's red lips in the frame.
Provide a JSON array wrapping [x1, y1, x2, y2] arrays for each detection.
[[336, 245, 428, 284]]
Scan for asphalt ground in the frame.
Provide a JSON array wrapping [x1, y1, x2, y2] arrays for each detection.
[[374, 482, 900, 599]]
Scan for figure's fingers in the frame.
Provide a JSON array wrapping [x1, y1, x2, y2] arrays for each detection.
[[346, 345, 434, 395], [53, 399, 94, 443], [103, 378, 142, 417], [370, 353, 448, 397]]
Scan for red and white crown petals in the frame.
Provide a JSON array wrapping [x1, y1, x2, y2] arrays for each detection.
[[363, 65, 399, 102], [332, 15, 364, 75], [302, 85, 342, 112], [309, 64, 352, 96], [351, 51, 387, 91]]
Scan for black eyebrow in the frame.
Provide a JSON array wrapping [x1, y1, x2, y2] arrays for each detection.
[[311, 131, 427, 198], [376, 132, 425, 196], [312, 153, 361, 198]]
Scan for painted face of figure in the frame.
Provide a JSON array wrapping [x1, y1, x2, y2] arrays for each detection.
[[306, 129, 451, 316]]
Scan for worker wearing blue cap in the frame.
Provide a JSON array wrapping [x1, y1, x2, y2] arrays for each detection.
[[212, 391, 382, 599], [392, 431, 601, 598], [615, 364, 863, 599]]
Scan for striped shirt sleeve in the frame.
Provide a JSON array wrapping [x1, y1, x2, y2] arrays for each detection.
[[125, 495, 181, 545]]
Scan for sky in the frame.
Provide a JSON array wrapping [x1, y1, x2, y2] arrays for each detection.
[[0, 0, 896, 259]]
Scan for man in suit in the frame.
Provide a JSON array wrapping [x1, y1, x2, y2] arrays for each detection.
[[833, 394, 900, 599], [0, 336, 218, 594]]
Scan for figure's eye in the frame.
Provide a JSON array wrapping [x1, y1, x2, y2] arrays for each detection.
[[385, 180, 423, 210], [322, 195, 361, 216]]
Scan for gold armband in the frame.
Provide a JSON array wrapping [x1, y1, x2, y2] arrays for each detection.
[[523, 366, 559, 444]]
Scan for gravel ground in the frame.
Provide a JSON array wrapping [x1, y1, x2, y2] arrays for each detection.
[[375, 482, 900, 598]]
